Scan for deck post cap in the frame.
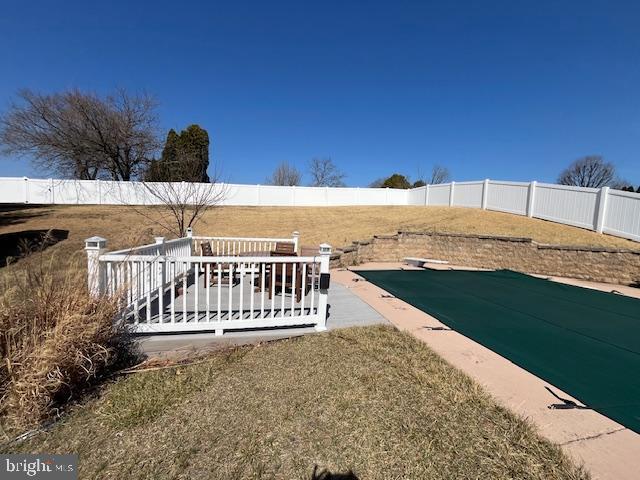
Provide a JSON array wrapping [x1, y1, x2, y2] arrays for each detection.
[[319, 243, 332, 255], [84, 236, 107, 249]]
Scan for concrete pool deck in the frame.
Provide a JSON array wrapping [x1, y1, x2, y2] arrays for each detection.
[[335, 262, 640, 480]]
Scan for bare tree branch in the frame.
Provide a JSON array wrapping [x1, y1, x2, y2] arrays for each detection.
[[368, 177, 386, 188], [430, 165, 450, 184], [118, 156, 226, 238], [267, 162, 301, 186], [558, 156, 615, 188], [308, 157, 346, 187], [0, 88, 160, 180]]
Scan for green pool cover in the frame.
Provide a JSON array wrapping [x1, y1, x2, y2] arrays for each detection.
[[357, 269, 640, 433]]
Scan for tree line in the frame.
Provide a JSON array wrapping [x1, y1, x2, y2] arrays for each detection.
[[0, 88, 637, 192], [0, 89, 211, 184], [266, 158, 346, 187], [266, 162, 451, 189]]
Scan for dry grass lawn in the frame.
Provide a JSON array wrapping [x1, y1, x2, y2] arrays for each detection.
[[0, 205, 637, 265], [6, 326, 588, 480]]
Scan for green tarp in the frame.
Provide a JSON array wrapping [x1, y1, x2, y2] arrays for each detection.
[[357, 269, 640, 433]]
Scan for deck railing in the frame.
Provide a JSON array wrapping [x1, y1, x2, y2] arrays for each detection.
[[85, 230, 330, 335], [107, 236, 193, 258], [191, 231, 299, 255]]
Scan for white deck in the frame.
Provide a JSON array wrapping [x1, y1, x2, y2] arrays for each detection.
[[136, 270, 317, 324], [138, 277, 387, 355]]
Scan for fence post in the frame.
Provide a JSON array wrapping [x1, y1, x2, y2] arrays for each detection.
[[155, 236, 166, 288], [155, 236, 166, 247], [85, 236, 107, 298], [385, 187, 390, 205], [23, 177, 29, 204], [185, 227, 194, 268], [292, 185, 296, 206], [325, 186, 329, 206], [256, 184, 261, 206], [316, 243, 332, 331], [527, 181, 537, 217], [425, 184, 430, 206], [449, 181, 455, 206], [49, 178, 55, 204], [481, 179, 489, 209], [595, 186, 609, 233], [292, 231, 300, 254]]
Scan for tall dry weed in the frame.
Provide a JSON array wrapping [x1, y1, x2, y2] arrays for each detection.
[[0, 242, 138, 434]]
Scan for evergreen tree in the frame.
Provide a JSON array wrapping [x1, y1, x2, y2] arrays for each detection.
[[382, 173, 411, 189], [162, 129, 180, 165], [145, 125, 210, 182]]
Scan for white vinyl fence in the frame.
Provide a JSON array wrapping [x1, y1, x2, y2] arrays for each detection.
[[2, 177, 639, 242], [85, 230, 331, 334], [0, 177, 407, 206], [407, 181, 640, 242]]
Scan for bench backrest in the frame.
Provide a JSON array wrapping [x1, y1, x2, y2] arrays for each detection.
[[200, 241, 213, 256], [274, 242, 295, 254]]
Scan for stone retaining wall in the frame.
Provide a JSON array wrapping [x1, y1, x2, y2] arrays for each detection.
[[330, 231, 640, 285]]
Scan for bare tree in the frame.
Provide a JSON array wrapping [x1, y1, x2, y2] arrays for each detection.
[[267, 161, 301, 186], [308, 157, 346, 187], [609, 177, 633, 191], [0, 88, 160, 180], [119, 154, 226, 237], [141, 182, 225, 238], [557, 156, 615, 188], [430, 165, 451, 184], [368, 177, 386, 188]]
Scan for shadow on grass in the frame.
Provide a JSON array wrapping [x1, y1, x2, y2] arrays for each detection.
[[0, 204, 51, 227], [0, 229, 69, 267], [311, 465, 359, 480]]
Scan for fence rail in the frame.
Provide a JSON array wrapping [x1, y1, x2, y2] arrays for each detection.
[[4, 177, 640, 242]]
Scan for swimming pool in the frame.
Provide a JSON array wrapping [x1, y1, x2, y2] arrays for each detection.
[[357, 269, 640, 433]]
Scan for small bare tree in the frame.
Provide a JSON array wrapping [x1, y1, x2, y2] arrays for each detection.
[[430, 165, 451, 184], [267, 161, 301, 186], [308, 157, 346, 187], [558, 156, 615, 188], [141, 181, 225, 238], [119, 153, 225, 237], [0, 88, 160, 180]]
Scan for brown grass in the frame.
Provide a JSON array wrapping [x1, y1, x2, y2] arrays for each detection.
[[0, 205, 637, 264], [7, 326, 588, 479], [0, 248, 137, 434]]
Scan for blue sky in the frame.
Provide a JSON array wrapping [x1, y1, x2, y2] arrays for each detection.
[[0, 1, 638, 186]]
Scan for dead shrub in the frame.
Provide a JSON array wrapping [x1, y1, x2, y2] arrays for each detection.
[[0, 246, 138, 434]]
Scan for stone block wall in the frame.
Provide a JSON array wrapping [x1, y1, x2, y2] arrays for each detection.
[[330, 231, 640, 285]]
